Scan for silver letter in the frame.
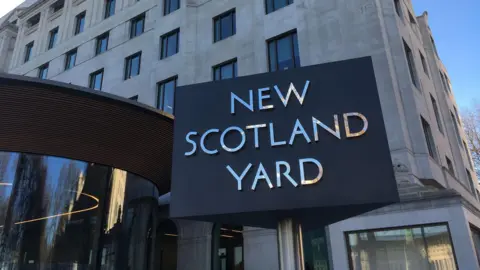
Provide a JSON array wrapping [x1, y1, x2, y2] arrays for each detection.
[[258, 87, 274, 111], [200, 129, 219, 155], [273, 80, 310, 107], [269, 123, 286, 147], [344, 112, 368, 138], [220, 126, 246, 153], [231, 90, 254, 114], [251, 163, 274, 190], [185, 131, 198, 156], [227, 163, 252, 191], [299, 158, 323, 185], [276, 161, 298, 188], [246, 124, 267, 149], [289, 119, 312, 145], [312, 115, 341, 141]]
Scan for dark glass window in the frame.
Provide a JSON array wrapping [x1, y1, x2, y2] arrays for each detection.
[[51, 0, 64, 13], [74, 12, 86, 35], [394, 0, 402, 17], [408, 11, 416, 24], [451, 111, 462, 145], [421, 117, 436, 159], [64, 48, 77, 70], [446, 156, 455, 175], [38, 63, 49, 79], [125, 52, 141, 80], [129, 95, 138, 101], [161, 29, 179, 59], [105, 0, 116, 18], [420, 51, 429, 77], [453, 107, 461, 126], [439, 71, 449, 93], [27, 13, 40, 27], [212, 224, 244, 270], [96, 32, 109, 55], [157, 77, 177, 114], [268, 31, 300, 72], [213, 59, 237, 81], [303, 227, 330, 270], [346, 224, 457, 270], [48, 27, 59, 50], [431, 35, 439, 57], [467, 169, 475, 193], [265, 0, 293, 14], [130, 13, 145, 38], [430, 94, 444, 134], [24, 42, 34, 63], [164, 0, 180, 15], [403, 40, 419, 88], [214, 9, 236, 42], [89, 69, 104, 90]]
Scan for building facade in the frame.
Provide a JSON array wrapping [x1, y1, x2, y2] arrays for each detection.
[[1, 0, 480, 269]]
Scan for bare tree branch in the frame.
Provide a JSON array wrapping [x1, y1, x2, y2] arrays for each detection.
[[462, 103, 480, 178]]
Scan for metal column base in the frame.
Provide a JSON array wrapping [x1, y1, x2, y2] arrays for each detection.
[[277, 219, 305, 270]]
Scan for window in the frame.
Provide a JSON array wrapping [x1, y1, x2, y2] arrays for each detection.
[[130, 13, 145, 38], [161, 29, 179, 59], [463, 141, 473, 168], [453, 107, 461, 126], [124, 52, 141, 80], [430, 94, 444, 134], [212, 224, 244, 270], [48, 27, 59, 50], [129, 95, 138, 101], [303, 227, 330, 270], [451, 111, 462, 144], [89, 69, 104, 90], [408, 11, 416, 24], [467, 169, 475, 193], [439, 71, 449, 93], [419, 51, 429, 77], [421, 117, 436, 159], [346, 224, 457, 270], [96, 32, 109, 55], [403, 40, 419, 88], [105, 0, 115, 18], [266, 0, 293, 14], [446, 156, 455, 175], [213, 59, 237, 81], [24, 42, 34, 63], [64, 49, 77, 70], [38, 63, 49, 79], [27, 13, 40, 28], [444, 73, 452, 92], [268, 31, 300, 72], [157, 77, 177, 114], [393, 0, 402, 17], [74, 12, 86, 35], [214, 9, 236, 42], [431, 35, 439, 57], [164, 0, 180, 15], [51, 0, 64, 13]]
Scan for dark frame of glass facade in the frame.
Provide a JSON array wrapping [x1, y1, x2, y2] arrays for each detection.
[[104, 0, 116, 19], [265, 0, 293, 14], [160, 28, 180, 59], [24, 41, 34, 63], [96, 32, 109, 55], [267, 30, 300, 72], [89, 69, 104, 90], [48, 27, 59, 50], [38, 63, 49, 79], [64, 48, 77, 70], [157, 76, 177, 115], [124, 52, 141, 80], [164, 0, 180, 15], [213, 58, 237, 81], [130, 13, 145, 38], [213, 9, 236, 42], [211, 224, 244, 270], [74, 11, 86, 35]]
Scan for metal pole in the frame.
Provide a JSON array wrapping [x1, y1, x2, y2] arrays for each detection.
[[277, 218, 305, 270]]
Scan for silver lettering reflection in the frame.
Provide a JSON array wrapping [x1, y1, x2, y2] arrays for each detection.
[[184, 131, 198, 156], [227, 163, 252, 191], [344, 112, 368, 138], [200, 129, 220, 155], [269, 123, 287, 147], [273, 80, 310, 107], [220, 126, 246, 153], [246, 124, 267, 149], [251, 163, 274, 190], [312, 115, 341, 140], [231, 90, 254, 114], [275, 161, 299, 187], [299, 158, 323, 185], [258, 87, 274, 110], [289, 119, 312, 145]]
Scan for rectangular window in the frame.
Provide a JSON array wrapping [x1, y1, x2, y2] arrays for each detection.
[[403, 40, 419, 88], [51, 0, 64, 13], [130, 13, 145, 38], [213, 59, 237, 81], [464, 141, 474, 169], [124, 52, 141, 80], [420, 51, 429, 77], [157, 77, 177, 114], [268, 31, 300, 72], [214, 9, 236, 42], [24, 42, 34, 63], [431, 35, 439, 57], [446, 156, 455, 175], [265, 0, 293, 14], [394, 0, 402, 17], [64, 48, 77, 70], [430, 94, 444, 134], [467, 169, 475, 193], [48, 27, 59, 50], [408, 11, 416, 24], [27, 13, 40, 28], [38, 63, 49, 79], [451, 111, 462, 145], [89, 69, 104, 90], [421, 117, 436, 159], [444, 73, 452, 92], [453, 107, 461, 125], [439, 71, 448, 93], [105, 0, 116, 19], [96, 32, 109, 55], [346, 224, 457, 270], [74, 12, 86, 35], [161, 29, 179, 59], [164, 0, 180, 15]]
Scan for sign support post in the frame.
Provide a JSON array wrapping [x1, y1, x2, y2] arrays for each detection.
[[277, 218, 305, 270]]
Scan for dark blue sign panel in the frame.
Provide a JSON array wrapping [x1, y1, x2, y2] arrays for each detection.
[[170, 57, 398, 228]]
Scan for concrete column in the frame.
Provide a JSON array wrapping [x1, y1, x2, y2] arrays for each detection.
[[243, 227, 279, 270], [176, 220, 213, 270]]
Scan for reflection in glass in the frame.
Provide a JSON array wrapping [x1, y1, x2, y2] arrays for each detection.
[[0, 151, 162, 270], [303, 227, 330, 270], [347, 224, 457, 270], [212, 224, 243, 270], [471, 226, 480, 267]]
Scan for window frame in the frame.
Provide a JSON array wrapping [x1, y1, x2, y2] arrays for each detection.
[[156, 76, 178, 114], [130, 13, 145, 39], [38, 63, 49, 79], [48, 27, 59, 50], [24, 41, 34, 63], [124, 52, 142, 80], [265, 0, 294, 14], [160, 28, 180, 59], [421, 117, 436, 159], [89, 68, 104, 90], [446, 156, 455, 176], [393, 0, 402, 18], [64, 48, 77, 70], [213, 9, 236, 42], [104, 0, 116, 19], [95, 32, 109, 55], [51, 0, 65, 13], [267, 30, 300, 72], [419, 51, 429, 77], [212, 58, 237, 81], [451, 111, 463, 145], [164, 0, 180, 15], [430, 94, 444, 135], [403, 40, 419, 89], [74, 11, 86, 35]]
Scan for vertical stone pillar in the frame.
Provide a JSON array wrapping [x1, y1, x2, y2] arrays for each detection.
[[243, 227, 280, 270], [176, 220, 213, 270]]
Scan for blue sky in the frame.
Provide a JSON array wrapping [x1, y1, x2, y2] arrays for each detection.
[[412, 0, 480, 108]]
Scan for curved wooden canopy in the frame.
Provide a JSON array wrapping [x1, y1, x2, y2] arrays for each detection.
[[0, 74, 173, 194]]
